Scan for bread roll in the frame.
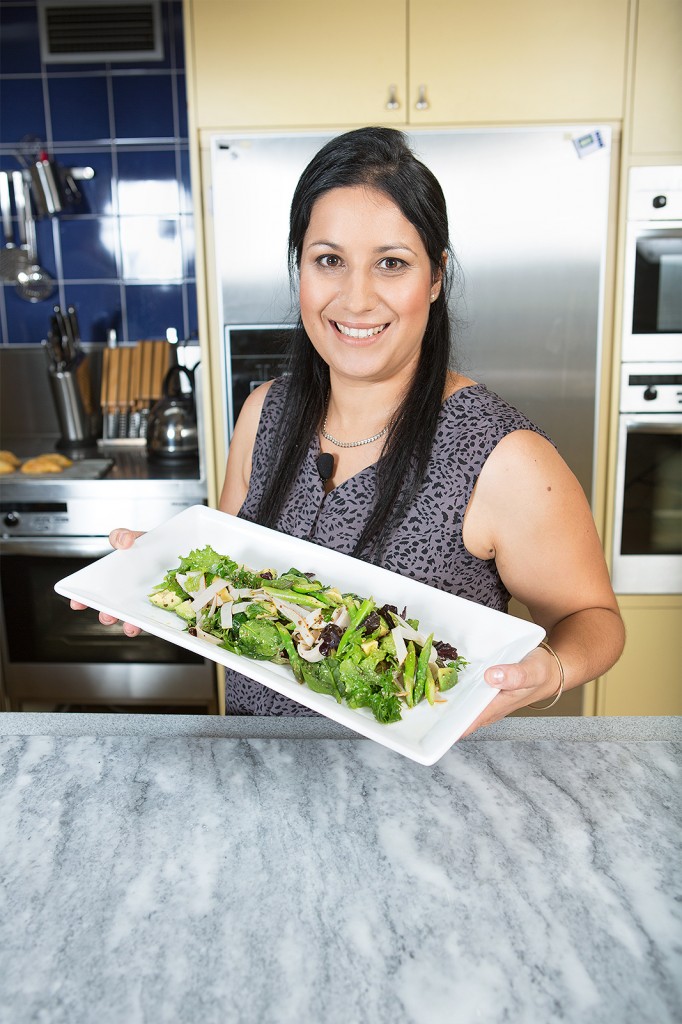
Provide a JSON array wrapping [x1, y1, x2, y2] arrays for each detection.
[[0, 450, 20, 468], [21, 456, 64, 475]]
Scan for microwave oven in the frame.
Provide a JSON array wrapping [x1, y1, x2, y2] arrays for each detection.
[[622, 166, 682, 363]]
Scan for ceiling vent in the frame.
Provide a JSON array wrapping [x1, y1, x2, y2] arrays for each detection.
[[38, 0, 163, 64]]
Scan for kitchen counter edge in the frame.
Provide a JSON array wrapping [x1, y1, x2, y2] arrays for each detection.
[[0, 712, 678, 742]]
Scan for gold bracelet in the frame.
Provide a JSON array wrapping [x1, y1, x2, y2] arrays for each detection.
[[529, 640, 565, 710]]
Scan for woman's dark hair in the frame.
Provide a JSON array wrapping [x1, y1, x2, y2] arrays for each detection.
[[252, 126, 457, 561]]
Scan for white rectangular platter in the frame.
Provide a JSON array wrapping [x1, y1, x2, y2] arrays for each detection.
[[54, 505, 544, 765]]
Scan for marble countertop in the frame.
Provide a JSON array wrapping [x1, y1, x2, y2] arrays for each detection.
[[0, 715, 680, 1024]]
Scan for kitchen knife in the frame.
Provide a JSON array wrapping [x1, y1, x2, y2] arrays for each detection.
[[117, 345, 132, 437], [66, 306, 81, 348], [62, 305, 77, 361], [53, 305, 72, 364], [129, 342, 143, 437]]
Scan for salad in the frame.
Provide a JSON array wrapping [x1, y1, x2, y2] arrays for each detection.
[[149, 545, 468, 724]]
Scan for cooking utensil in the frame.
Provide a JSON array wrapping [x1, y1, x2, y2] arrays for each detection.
[[46, 321, 66, 370], [129, 342, 143, 437], [0, 171, 25, 282], [117, 345, 132, 437], [146, 364, 199, 460], [47, 363, 95, 449], [32, 154, 64, 216], [138, 340, 154, 438], [15, 176, 55, 303], [52, 304, 72, 363], [1, 172, 30, 283], [66, 306, 81, 349], [100, 348, 116, 439]]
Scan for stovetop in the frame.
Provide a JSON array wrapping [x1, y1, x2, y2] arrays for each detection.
[[0, 440, 208, 537], [1, 458, 114, 482]]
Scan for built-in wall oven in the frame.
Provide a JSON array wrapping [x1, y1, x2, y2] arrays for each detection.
[[612, 364, 682, 593], [0, 343, 218, 712], [0, 491, 217, 713], [613, 167, 682, 595]]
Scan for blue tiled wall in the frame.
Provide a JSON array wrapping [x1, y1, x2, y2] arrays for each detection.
[[0, 0, 197, 345]]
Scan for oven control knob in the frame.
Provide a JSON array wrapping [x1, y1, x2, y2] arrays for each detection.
[[3, 511, 20, 527], [652, 194, 667, 209], [643, 385, 658, 401]]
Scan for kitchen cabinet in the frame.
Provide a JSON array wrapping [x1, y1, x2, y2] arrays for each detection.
[[185, 0, 407, 129], [185, 0, 630, 130], [408, 0, 629, 125], [599, 596, 682, 715], [630, 0, 682, 155]]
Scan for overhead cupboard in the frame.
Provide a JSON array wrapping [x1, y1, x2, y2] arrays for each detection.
[[185, 0, 630, 129]]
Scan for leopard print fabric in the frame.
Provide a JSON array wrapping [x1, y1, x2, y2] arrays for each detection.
[[224, 377, 551, 716]]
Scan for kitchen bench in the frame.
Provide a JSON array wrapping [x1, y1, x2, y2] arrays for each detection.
[[0, 714, 680, 1024]]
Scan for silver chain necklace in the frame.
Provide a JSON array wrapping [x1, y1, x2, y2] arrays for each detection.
[[321, 396, 390, 449]]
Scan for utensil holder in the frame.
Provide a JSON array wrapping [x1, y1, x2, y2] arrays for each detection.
[[48, 366, 95, 449]]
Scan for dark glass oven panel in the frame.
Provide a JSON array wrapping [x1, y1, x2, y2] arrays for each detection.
[[230, 359, 289, 426], [621, 430, 682, 556], [227, 327, 292, 358], [1, 554, 202, 665], [632, 235, 682, 334]]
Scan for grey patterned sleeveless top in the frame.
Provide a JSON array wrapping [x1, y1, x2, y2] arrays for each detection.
[[225, 377, 550, 716]]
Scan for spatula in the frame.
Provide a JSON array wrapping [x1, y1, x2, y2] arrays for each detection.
[[0, 171, 28, 282]]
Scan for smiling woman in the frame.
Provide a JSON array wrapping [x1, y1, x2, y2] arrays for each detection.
[[213, 127, 624, 720]]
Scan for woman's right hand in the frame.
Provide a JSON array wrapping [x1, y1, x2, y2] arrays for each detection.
[[69, 527, 145, 637]]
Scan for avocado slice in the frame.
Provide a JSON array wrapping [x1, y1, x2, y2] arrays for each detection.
[[175, 600, 197, 622], [149, 589, 184, 610]]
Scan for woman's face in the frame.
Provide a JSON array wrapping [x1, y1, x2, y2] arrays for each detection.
[[298, 186, 440, 387]]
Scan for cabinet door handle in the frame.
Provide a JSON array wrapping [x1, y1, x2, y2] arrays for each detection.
[[385, 84, 400, 111], [415, 84, 430, 111]]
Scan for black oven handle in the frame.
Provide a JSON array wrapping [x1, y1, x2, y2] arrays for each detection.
[[0, 537, 113, 558]]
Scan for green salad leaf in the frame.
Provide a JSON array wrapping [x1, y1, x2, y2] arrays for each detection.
[[149, 547, 468, 724]]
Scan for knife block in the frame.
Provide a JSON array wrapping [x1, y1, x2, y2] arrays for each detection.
[[99, 340, 170, 445]]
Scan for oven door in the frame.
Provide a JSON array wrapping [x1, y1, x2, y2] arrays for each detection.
[[622, 223, 682, 362], [612, 415, 682, 593], [0, 537, 217, 710]]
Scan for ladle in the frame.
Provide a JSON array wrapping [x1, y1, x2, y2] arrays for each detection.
[[15, 174, 55, 303]]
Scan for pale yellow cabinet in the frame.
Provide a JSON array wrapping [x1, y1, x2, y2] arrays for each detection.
[[186, 0, 630, 131], [186, 0, 408, 130], [600, 597, 682, 716], [630, 0, 682, 155], [409, 0, 630, 124]]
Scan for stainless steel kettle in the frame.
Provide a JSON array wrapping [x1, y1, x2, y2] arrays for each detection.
[[146, 364, 199, 460]]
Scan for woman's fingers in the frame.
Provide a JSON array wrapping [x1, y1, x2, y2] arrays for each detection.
[[98, 610, 140, 635], [483, 646, 550, 692], [484, 661, 534, 690], [70, 528, 145, 637], [109, 528, 144, 549]]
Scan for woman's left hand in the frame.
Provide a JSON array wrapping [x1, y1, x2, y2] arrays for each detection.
[[460, 645, 557, 737]]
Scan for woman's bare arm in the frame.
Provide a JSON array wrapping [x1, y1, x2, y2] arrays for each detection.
[[461, 430, 624, 729], [219, 380, 273, 514]]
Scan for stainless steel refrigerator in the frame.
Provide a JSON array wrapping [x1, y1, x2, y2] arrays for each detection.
[[209, 126, 612, 505]]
